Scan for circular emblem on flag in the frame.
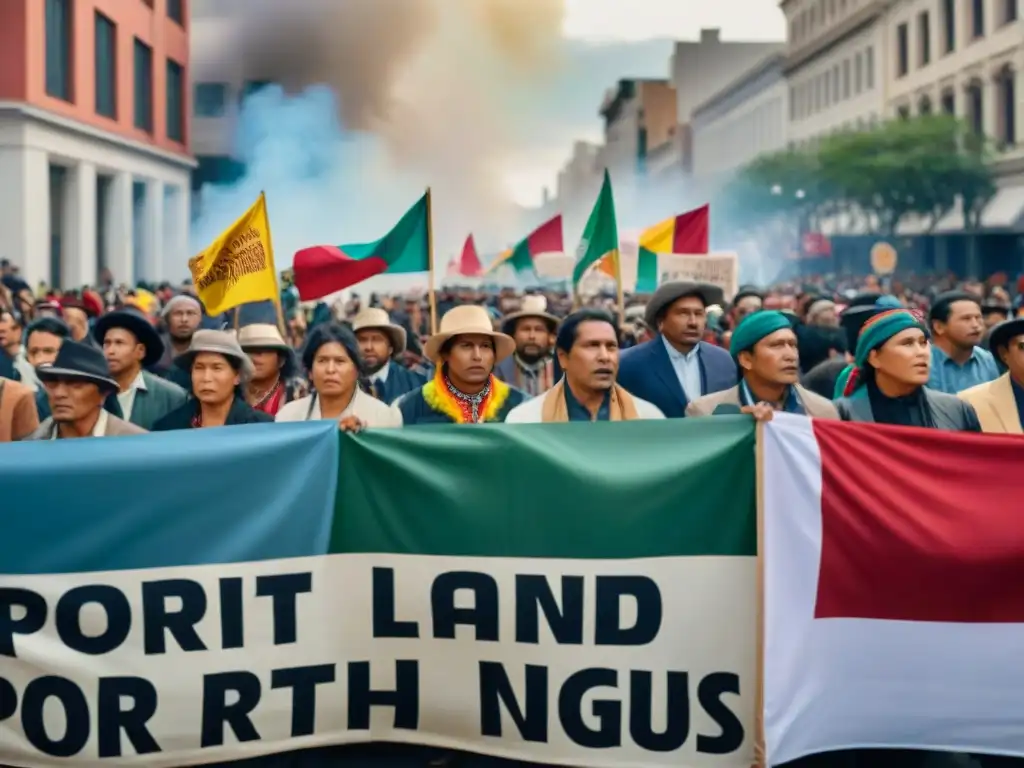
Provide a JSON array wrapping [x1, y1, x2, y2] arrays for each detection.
[[870, 242, 898, 275]]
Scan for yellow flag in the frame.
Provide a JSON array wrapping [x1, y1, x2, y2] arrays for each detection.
[[188, 193, 279, 316]]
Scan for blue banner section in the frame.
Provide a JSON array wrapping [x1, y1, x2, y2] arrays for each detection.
[[0, 422, 338, 575]]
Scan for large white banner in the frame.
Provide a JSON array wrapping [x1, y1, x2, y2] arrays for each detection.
[[0, 554, 756, 768]]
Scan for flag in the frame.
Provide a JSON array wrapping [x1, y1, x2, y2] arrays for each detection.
[[0, 418, 758, 768], [292, 192, 430, 300], [600, 204, 710, 293], [483, 214, 563, 275], [572, 169, 618, 289], [762, 414, 1024, 765], [452, 234, 483, 277], [188, 192, 279, 316]]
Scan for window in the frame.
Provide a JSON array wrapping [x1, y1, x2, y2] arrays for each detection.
[[941, 0, 956, 52], [166, 59, 185, 142], [133, 38, 153, 131], [1004, 0, 1018, 24], [789, 87, 797, 120], [94, 12, 117, 118], [45, 0, 72, 101], [897, 105, 911, 121], [918, 12, 931, 66], [832, 65, 840, 99], [998, 71, 1016, 146], [941, 89, 956, 115], [194, 82, 228, 117], [855, 52, 863, 93], [167, 0, 184, 25], [842, 59, 851, 97], [967, 82, 984, 134], [865, 47, 875, 88], [896, 23, 909, 77], [919, 96, 933, 115], [972, 0, 985, 38]]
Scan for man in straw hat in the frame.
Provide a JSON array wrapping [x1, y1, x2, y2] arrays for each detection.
[[25, 340, 147, 440], [237, 323, 305, 417], [152, 330, 273, 430], [494, 294, 559, 397], [93, 307, 187, 430], [393, 305, 528, 425], [351, 307, 426, 404], [617, 281, 737, 419]]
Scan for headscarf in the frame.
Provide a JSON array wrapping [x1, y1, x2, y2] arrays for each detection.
[[728, 310, 793, 360], [841, 309, 928, 396]]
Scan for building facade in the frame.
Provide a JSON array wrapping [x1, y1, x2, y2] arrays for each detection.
[[690, 50, 789, 181], [0, 0, 194, 289], [783, 0, 888, 145]]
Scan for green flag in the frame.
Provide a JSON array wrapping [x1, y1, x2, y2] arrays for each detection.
[[571, 169, 619, 288]]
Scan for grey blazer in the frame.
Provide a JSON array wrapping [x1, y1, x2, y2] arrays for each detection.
[[835, 387, 982, 432], [129, 371, 188, 430], [25, 414, 147, 440]]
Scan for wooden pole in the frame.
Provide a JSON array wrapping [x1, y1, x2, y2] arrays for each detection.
[[614, 249, 625, 327], [425, 187, 438, 335], [259, 190, 288, 338]]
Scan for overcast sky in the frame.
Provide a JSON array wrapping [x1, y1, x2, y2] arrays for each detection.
[[504, 0, 786, 206]]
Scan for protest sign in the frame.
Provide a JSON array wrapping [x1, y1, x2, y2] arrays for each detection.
[[656, 253, 739, 302], [0, 420, 758, 768]]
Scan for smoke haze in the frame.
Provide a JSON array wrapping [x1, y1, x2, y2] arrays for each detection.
[[190, 0, 569, 285]]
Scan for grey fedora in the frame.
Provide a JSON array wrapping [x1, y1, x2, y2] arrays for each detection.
[[644, 281, 725, 330]]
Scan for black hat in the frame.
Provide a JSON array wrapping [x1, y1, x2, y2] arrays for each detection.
[[732, 285, 763, 306], [981, 301, 1011, 318], [839, 306, 886, 352], [987, 317, 1024, 357], [845, 292, 882, 310], [928, 291, 980, 328], [35, 340, 118, 393], [645, 281, 725, 330], [93, 308, 165, 368]]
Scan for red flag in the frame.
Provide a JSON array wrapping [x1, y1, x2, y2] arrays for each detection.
[[670, 204, 709, 254], [456, 235, 484, 277]]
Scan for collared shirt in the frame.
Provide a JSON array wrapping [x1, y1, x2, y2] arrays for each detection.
[[563, 382, 611, 421], [739, 379, 805, 415], [1013, 377, 1024, 431], [927, 344, 1000, 394], [661, 334, 702, 402], [14, 347, 38, 391], [371, 361, 391, 384], [50, 408, 108, 439], [116, 371, 148, 421]]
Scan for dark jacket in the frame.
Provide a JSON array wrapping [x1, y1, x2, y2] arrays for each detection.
[[835, 387, 982, 432], [151, 396, 273, 431], [125, 371, 189, 430], [616, 337, 736, 419], [373, 363, 427, 405]]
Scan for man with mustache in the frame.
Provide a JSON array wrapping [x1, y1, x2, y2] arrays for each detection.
[[494, 295, 559, 397]]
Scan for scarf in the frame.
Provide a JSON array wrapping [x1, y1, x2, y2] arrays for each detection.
[[539, 379, 639, 422], [512, 354, 554, 396], [422, 368, 511, 423]]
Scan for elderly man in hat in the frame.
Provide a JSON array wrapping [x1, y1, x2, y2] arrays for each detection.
[[154, 294, 203, 390], [958, 317, 1024, 435], [494, 295, 559, 397], [237, 324, 305, 417], [687, 310, 839, 419], [393, 305, 528, 425], [94, 307, 187, 430], [25, 340, 146, 440], [152, 330, 273, 430], [617, 281, 736, 418], [351, 307, 426, 404]]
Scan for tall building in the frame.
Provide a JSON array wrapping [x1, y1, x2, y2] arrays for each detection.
[[0, 0, 195, 288]]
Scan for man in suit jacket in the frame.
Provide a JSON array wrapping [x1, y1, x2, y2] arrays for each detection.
[[0, 376, 39, 441], [618, 281, 737, 418], [687, 310, 839, 419], [93, 308, 187, 430], [351, 307, 427, 404], [25, 340, 147, 440], [958, 317, 1024, 435]]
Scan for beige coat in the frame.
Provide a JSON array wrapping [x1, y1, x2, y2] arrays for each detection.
[[958, 373, 1023, 435], [25, 411, 148, 440], [686, 384, 840, 419]]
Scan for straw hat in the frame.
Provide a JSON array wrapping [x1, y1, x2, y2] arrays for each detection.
[[350, 307, 407, 357], [500, 294, 560, 335], [237, 323, 290, 352], [423, 305, 516, 363]]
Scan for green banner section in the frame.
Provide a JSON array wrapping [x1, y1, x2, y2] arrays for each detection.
[[331, 417, 756, 559]]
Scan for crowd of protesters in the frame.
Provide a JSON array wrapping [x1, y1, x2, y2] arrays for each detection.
[[2, 252, 1024, 768]]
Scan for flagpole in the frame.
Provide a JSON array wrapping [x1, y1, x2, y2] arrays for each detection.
[[614, 249, 625, 327], [425, 187, 438, 335], [260, 190, 288, 337]]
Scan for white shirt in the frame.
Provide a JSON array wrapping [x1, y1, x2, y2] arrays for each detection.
[[14, 347, 38, 391], [371, 361, 391, 383], [661, 334, 702, 403], [275, 387, 401, 427], [50, 408, 108, 439], [116, 371, 147, 421], [504, 390, 666, 423]]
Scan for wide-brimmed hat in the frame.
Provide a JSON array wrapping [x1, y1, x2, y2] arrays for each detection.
[[422, 305, 516, 363], [350, 308, 407, 358], [987, 317, 1024, 355], [500, 295, 560, 336], [93, 307, 165, 368], [35, 340, 118, 393], [645, 281, 726, 330], [174, 329, 255, 380], [237, 323, 290, 352]]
